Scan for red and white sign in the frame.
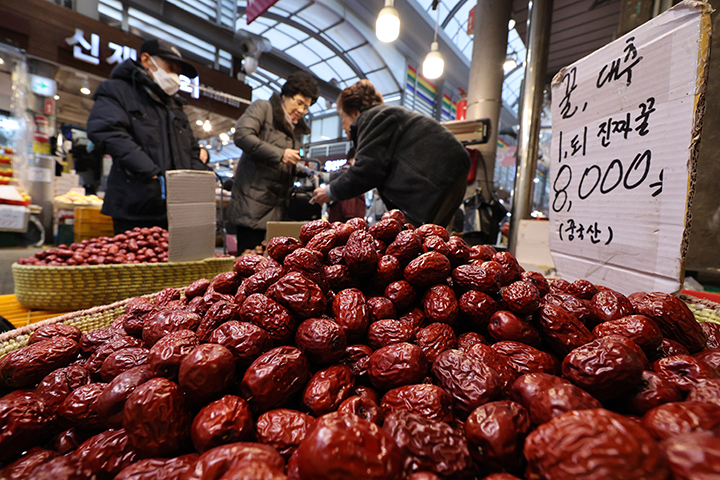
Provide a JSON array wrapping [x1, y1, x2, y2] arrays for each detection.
[[44, 99, 55, 116], [247, 0, 279, 25], [467, 6, 475, 35], [34, 115, 50, 143]]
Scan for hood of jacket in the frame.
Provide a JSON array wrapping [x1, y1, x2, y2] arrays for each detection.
[[270, 93, 311, 139]]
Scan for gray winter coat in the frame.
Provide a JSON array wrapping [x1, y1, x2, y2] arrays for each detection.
[[228, 94, 310, 230]]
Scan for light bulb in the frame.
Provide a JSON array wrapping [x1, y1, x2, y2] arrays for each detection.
[[53, 94, 60, 100], [203, 119, 212, 132], [508, 19, 516, 30], [423, 42, 444, 79], [376, 2, 400, 43], [504, 59, 518, 72], [219, 132, 230, 142]]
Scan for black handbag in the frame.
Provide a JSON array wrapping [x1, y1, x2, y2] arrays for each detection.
[[288, 184, 322, 221], [463, 188, 508, 245]]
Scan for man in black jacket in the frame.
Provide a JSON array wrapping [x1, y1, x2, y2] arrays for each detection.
[[87, 38, 205, 234]]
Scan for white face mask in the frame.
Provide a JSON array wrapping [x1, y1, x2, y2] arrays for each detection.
[[150, 56, 181, 96]]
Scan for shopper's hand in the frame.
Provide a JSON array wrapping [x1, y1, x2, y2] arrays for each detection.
[[312, 186, 329, 205], [282, 149, 302, 166]]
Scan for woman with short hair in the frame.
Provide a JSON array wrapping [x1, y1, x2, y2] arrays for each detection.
[[313, 79, 470, 227], [228, 71, 320, 250]]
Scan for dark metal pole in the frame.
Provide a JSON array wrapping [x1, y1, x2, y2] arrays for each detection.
[[508, 0, 553, 254]]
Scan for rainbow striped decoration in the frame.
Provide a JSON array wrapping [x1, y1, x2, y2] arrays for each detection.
[[406, 65, 437, 109], [441, 94, 456, 120], [498, 137, 510, 148]]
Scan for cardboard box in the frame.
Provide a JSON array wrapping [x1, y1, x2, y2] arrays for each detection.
[[515, 219, 555, 272], [166, 170, 216, 262], [548, 3, 711, 295], [265, 221, 308, 243]]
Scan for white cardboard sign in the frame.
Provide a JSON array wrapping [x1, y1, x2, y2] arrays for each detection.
[[549, 1, 711, 295]]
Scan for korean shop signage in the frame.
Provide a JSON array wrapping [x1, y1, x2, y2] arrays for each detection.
[[549, 2, 711, 295], [64, 28, 199, 97], [65, 28, 137, 66]]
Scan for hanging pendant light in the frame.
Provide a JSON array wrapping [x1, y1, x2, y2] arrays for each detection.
[[423, 3, 444, 79], [376, 0, 400, 43]]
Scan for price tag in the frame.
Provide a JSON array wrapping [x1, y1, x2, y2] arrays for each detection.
[[28, 167, 52, 183], [0, 205, 27, 230], [549, 2, 711, 294]]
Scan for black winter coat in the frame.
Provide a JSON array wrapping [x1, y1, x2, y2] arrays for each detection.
[[228, 94, 310, 230], [329, 105, 470, 225], [87, 59, 203, 223]]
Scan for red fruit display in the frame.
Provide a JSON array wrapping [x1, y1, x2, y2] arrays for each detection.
[[297, 412, 405, 480], [1, 218, 716, 480], [17, 227, 169, 266]]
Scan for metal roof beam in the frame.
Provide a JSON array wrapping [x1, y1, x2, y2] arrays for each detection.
[[119, 0, 341, 100]]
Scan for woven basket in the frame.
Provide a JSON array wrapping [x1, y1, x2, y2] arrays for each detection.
[[12, 257, 234, 311], [0, 294, 144, 358]]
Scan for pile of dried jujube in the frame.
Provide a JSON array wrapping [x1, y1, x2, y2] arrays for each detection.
[[17, 227, 169, 266], [1, 211, 719, 480]]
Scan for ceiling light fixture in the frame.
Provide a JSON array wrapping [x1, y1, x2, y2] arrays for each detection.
[[196, 119, 204, 126], [376, 0, 400, 43], [203, 118, 212, 132], [53, 94, 60, 101], [423, 1, 444, 80], [504, 58, 518, 72], [508, 18, 516, 30], [80, 78, 91, 95]]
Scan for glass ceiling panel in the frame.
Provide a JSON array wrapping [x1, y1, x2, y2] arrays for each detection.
[[269, 0, 312, 15], [342, 76, 360, 89], [309, 102, 326, 115], [349, 44, 384, 74], [166, 0, 211, 21], [252, 85, 276, 102], [129, 9, 215, 57], [285, 44, 322, 65], [98, 2, 122, 21], [324, 23, 365, 51], [238, 17, 276, 35], [293, 4, 341, 31], [325, 56, 356, 81], [309, 63, 338, 82], [245, 77, 263, 89], [273, 22, 309, 42], [302, 37, 335, 61], [260, 69, 281, 81], [261, 28, 298, 50], [366, 69, 398, 94]]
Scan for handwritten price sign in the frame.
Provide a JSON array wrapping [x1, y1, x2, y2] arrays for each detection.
[[549, 2, 711, 295]]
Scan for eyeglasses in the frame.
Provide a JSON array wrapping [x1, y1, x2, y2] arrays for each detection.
[[290, 95, 311, 112]]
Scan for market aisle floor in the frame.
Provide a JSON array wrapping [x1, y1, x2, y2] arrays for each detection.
[[0, 247, 44, 295]]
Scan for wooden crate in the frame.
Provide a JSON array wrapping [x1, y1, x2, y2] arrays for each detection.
[[74, 206, 113, 242]]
